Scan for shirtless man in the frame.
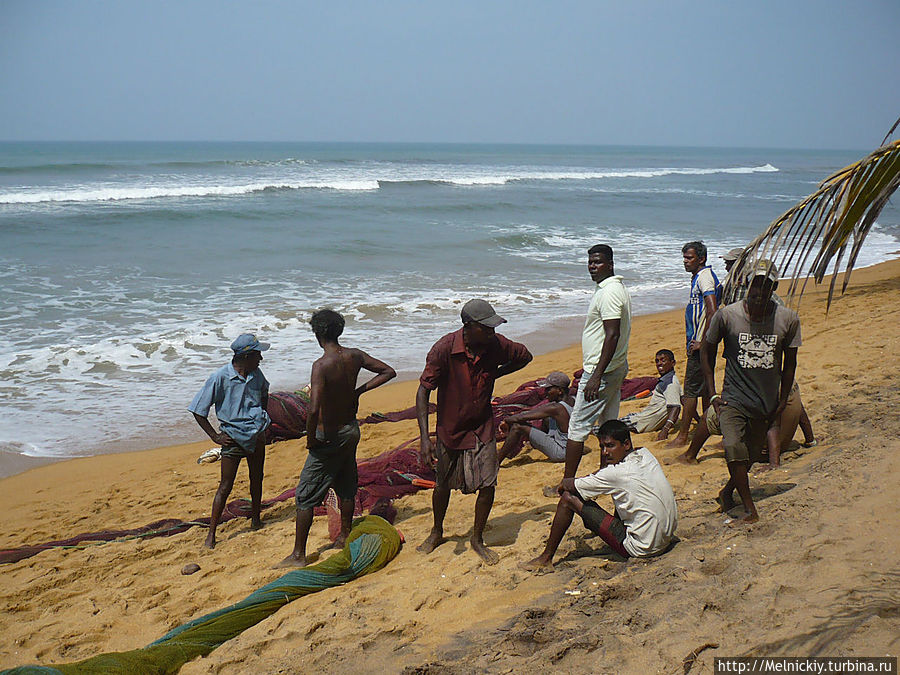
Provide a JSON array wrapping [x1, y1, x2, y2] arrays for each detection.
[[497, 371, 574, 464], [278, 309, 395, 567]]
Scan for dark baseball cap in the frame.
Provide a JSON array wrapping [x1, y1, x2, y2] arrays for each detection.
[[460, 299, 506, 327]]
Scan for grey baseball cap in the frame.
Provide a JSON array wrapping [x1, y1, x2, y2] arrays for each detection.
[[746, 259, 779, 283], [721, 247, 745, 262], [538, 371, 570, 389], [460, 299, 506, 327]]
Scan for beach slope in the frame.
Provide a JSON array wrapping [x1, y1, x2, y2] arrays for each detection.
[[1, 260, 898, 673]]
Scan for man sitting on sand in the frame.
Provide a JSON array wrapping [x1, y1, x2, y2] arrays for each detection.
[[618, 349, 682, 441], [189, 333, 271, 549], [497, 371, 574, 464], [416, 299, 532, 565], [279, 310, 395, 567], [702, 260, 800, 523], [522, 419, 677, 570], [674, 381, 816, 468]]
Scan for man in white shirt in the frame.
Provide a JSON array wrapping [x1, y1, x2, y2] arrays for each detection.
[[522, 419, 677, 570], [563, 244, 632, 481], [619, 349, 682, 441]]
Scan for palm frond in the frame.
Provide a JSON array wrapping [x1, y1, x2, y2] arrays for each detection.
[[726, 137, 900, 311]]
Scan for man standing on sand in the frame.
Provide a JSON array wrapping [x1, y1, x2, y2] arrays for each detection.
[[497, 370, 575, 464], [279, 310, 396, 567], [416, 299, 532, 565], [189, 333, 271, 549], [702, 260, 800, 523], [668, 241, 721, 448], [562, 244, 632, 481]]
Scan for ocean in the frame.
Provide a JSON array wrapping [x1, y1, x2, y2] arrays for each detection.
[[1, 141, 898, 465]]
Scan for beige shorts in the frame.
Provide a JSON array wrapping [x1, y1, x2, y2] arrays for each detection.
[[568, 364, 628, 442]]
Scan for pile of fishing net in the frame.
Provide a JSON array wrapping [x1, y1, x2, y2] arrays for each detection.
[[1, 515, 401, 675]]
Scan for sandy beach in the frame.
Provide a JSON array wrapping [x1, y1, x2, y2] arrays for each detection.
[[2, 259, 898, 673]]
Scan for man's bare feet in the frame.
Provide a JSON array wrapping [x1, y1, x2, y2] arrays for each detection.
[[250, 518, 264, 530], [275, 552, 307, 568], [471, 538, 500, 565], [519, 556, 553, 572], [331, 532, 349, 550], [416, 530, 447, 554], [666, 435, 689, 449], [203, 535, 216, 550], [668, 453, 699, 465], [755, 462, 778, 474], [728, 511, 759, 525], [715, 488, 736, 513]]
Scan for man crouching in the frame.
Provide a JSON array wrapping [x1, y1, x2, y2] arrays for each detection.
[[522, 419, 677, 570]]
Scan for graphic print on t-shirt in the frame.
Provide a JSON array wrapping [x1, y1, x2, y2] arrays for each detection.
[[737, 332, 776, 369]]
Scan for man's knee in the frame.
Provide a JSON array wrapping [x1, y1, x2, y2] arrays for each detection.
[[216, 479, 235, 497], [559, 491, 581, 511]]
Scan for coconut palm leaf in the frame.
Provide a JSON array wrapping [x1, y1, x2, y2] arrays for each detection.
[[726, 136, 900, 311]]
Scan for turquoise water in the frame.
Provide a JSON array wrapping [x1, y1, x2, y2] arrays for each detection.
[[1, 142, 897, 459]]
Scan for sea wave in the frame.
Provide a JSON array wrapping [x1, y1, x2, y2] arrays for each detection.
[[0, 180, 381, 204], [0, 164, 780, 205]]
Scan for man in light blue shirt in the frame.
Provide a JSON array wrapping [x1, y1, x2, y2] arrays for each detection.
[[189, 333, 271, 549]]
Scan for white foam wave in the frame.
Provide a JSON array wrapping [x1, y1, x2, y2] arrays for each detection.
[[0, 180, 380, 204], [0, 164, 779, 205]]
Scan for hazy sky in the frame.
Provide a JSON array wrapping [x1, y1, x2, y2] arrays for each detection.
[[2, 1, 898, 148]]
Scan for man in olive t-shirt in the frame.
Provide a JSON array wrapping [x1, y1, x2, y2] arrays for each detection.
[[701, 260, 801, 523]]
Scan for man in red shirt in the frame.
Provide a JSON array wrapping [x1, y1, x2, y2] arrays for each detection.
[[416, 299, 532, 565]]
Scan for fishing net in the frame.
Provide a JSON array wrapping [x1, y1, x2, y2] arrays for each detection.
[[1, 515, 401, 675]]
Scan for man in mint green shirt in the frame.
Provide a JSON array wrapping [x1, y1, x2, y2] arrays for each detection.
[[563, 244, 632, 479]]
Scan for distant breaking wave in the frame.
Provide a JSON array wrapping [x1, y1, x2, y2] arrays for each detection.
[[0, 164, 778, 205]]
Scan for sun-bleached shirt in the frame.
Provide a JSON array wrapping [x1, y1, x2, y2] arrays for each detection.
[[582, 275, 632, 375], [189, 363, 270, 452], [574, 447, 677, 557], [419, 329, 532, 450]]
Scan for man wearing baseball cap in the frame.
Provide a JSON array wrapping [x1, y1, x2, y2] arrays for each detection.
[[701, 260, 801, 523], [189, 333, 272, 548], [416, 298, 532, 564], [497, 370, 575, 464]]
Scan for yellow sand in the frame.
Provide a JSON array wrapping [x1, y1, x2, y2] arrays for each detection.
[[2, 260, 898, 672]]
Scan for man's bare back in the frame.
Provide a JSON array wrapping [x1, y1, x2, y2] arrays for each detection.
[[307, 343, 396, 443], [311, 348, 366, 434]]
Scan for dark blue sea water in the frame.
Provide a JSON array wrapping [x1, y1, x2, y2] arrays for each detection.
[[1, 142, 897, 460]]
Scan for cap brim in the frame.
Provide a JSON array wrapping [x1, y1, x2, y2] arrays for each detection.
[[477, 315, 506, 328], [257, 342, 271, 351]]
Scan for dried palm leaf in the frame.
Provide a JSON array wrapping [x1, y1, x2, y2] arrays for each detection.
[[726, 135, 900, 311]]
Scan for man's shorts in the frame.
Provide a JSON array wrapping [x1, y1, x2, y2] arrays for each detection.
[[295, 422, 360, 509], [579, 499, 629, 558], [527, 427, 566, 462], [683, 350, 713, 399], [718, 405, 767, 464], [568, 364, 628, 442], [435, 436, 498, 494], [220, 433, 264, 460]]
